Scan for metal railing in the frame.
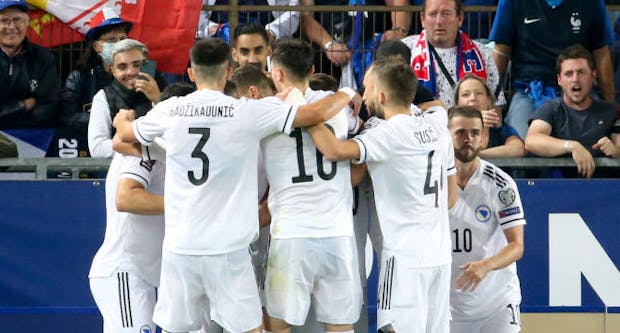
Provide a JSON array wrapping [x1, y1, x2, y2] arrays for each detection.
[[0, 157, 618, 180]]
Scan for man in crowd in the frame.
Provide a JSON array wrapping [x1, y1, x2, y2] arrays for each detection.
[[448, 105, 526, 333], [490, 0, 614, 139], [525, 44, 620, 178], [88, 38, 165, 158], [403, 0, 504, 109], [306, 58, 457, 333], [0, 0, 60, 129], [112, 38, 357, 333]]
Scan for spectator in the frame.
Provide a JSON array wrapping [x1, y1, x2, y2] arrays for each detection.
[[88, 38, 165, 158], [231, 23, 272, 70], [0, 0, 60, 129], [454, 74, 525, 158], [525, 45, 620, 178], [411, 0, 498, 39], [490, 0, 615, 140], [403, 0, 505, 109], [300, 0, 412, 88], [197, 0, 300, 43]]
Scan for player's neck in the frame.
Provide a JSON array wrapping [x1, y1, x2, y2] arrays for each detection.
[[284, 79, 309, 94], [456, 157, 480, 189], [384, 106, 410, 119]]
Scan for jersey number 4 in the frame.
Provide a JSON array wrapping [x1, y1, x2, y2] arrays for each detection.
[[424, 150, 442, 208], [188, 127, 210, 186], [290, 125, 337, 184]]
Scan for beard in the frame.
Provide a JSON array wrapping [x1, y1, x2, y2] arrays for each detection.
[[367, 102, 385, 119], [455, 145, 481, 163]]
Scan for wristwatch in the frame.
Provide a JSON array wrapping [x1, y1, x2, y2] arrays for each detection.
[[323, 40, 335, 51]]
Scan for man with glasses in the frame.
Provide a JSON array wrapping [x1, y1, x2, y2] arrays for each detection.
[[0, 0, 60, 129]]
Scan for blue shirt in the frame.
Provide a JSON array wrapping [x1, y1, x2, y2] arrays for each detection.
[[490, 0, 613, 86]]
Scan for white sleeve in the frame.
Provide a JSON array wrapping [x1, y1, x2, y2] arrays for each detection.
[[88, 90, 114, 158], [118, 155, 154, 188], [445, 132, 456, 176], [249, 96, 298, 136], [133, 101, 171, 146], [265, 0, 300, 39], [351, 122, 393, 164], [495, 179, 527, 230]]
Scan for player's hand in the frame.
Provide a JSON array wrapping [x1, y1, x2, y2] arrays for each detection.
[[325, 41, 352, 66], [135, 73, 161, 103], [570, 141, 595, 178], [592, 136, 620, 158], [349, 91, 363, 116], [456, 260, 491, 292], [480, 109, 501, 128], [112, 108, 135, 128], [23, 97, 36, 112]]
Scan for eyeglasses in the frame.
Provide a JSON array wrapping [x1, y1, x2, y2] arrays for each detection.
[[0, 16, 27, 27]]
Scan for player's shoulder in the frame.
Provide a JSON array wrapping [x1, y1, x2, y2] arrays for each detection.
[[305, 88, 333, 101], [479, 159, 515, 189]]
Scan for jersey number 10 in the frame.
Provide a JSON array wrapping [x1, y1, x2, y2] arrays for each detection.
[[290, 125, 337, 184]]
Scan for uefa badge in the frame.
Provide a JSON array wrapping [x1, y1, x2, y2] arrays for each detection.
[[498, 188, 516, 207], [475, 204, 491, 223]]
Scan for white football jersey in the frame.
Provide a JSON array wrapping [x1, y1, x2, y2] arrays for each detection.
[[262, 89, 354, 238], [89, 153, 166, 287], [132, 89, 297, 255], [353, 112, 454, 267], [449, 159, 526, 321]]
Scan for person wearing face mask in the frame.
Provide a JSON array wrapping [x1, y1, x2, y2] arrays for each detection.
[[62, 7, 166, 158], [88, 38, 166, 158], [454, 74, 525, 158], [0, 0, 60, 129]]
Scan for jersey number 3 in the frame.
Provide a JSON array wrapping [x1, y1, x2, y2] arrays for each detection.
[[188, 127, 210, 185]]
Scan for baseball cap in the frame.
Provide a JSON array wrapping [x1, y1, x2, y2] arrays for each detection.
[[0, 0, 29, 12], [85, 7, 133, 41]]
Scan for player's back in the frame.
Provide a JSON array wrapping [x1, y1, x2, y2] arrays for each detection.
[[262, 89, 353, 238], [359, 113, 451, 267], [133, 89, 296, 255]]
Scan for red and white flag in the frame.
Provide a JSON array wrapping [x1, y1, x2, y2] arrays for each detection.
[[26, 0, 202, 74]]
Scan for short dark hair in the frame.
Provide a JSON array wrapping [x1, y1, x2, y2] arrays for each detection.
[[453, 74, 494, 107], [309, 73, 339, 92], [233, 23, 270, 46], [190, 38, 231, 81], [423, 0, 464, 15], [224, 80, 238, 97], [375, 39, 411, 63], [369, 58, 418, 107], [271, 38, 314, 82], [448, 105, 483, 126], [556, 44, 595, 74], [160, 82, 195, 101], [232, 65, 276, 95]]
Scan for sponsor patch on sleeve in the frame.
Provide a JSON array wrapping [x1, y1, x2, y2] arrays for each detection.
[[499, 206, 521, 218]]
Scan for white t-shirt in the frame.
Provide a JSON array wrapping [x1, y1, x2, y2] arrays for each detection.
[[449, 159, 526, 321], [353, 112, 455, 267], [262, 89, 354, 238], [89, 153, 166, 287], [132, 89, 297, 255]]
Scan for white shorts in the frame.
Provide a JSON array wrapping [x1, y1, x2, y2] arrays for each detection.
[[451, 303, 521, 333], [265, 237, 363, 326], [90, 272, 157, 333], [153, 249, 262, 333], [377, 257, 450, 333]]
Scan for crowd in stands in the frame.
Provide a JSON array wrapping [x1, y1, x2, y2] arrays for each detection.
[[0, 0, 618, 178]]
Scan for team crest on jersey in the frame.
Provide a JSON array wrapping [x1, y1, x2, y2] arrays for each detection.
[[498, 188, 516, 207], [140, 325, 152, 333], [475, 204, 491, 223]]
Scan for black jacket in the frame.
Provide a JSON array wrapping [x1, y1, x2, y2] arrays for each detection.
[[0, 38, 60, 129]]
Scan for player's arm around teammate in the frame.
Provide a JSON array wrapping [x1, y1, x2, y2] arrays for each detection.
[[116, 176, 164, 215]]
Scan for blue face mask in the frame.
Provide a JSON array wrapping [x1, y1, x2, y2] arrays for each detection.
[[99, 41, 116, 65], [546, 0, 563, 7]]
